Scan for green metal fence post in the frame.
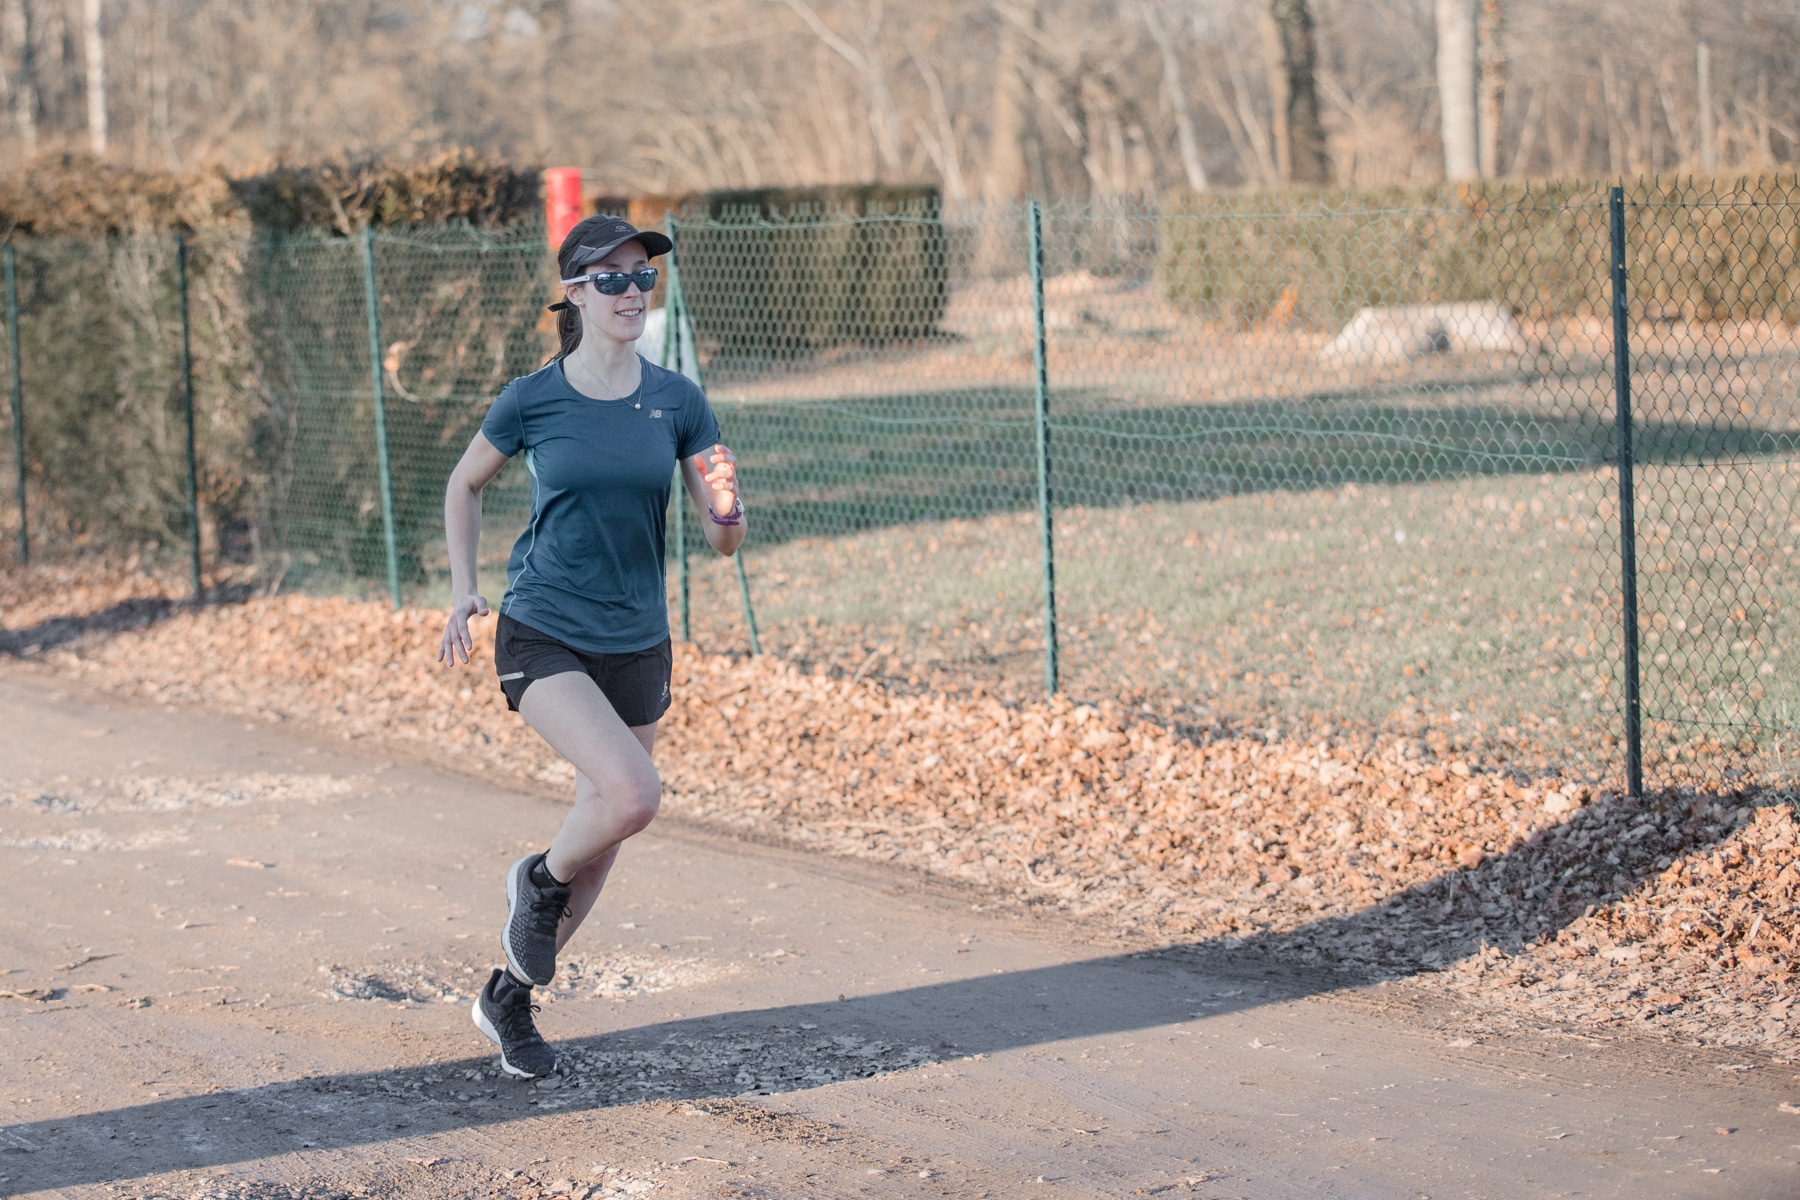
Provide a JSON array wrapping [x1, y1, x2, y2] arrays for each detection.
[[734, 552, 762, 655], [3, 244, 23, 567], [663, 228, 691, 643], [177, 234, 202, 600], [359, 226, 402, 610], [1609, 186, 1644, 800], [1028, 200, 1059, 695], [668, 216, 760, 655]]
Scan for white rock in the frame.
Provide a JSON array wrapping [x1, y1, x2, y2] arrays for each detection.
[[1319, 302, 1529, 367]]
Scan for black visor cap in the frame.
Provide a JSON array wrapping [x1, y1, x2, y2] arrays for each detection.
[[563, 216, 672, 272]]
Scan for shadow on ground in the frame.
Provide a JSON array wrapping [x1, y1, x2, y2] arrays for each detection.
[[3, 778, 1762, 1192], [0, 586, 256, 659], [712, 381, 1800, 549]]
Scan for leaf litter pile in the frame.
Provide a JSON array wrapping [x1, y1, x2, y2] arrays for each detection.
[[4, 563, 1795, 1059]]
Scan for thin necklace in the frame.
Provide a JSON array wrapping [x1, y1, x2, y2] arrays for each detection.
[[566, 351, 643, 406]]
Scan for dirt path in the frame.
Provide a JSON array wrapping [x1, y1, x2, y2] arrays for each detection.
[[1, 666, 1795, 1199]]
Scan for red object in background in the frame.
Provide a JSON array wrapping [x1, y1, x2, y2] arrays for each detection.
[[545, 167, 583, 250]]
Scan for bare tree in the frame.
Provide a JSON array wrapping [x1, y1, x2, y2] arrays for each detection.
[[1696, 39, 1716, 173], [0, 0, 1787, 198], [1477, 0, 1503, 176], [6, 0, 37, 155], [910, 48, 968, 205], [1138, 0, 1206, 190], [82, 0, 103, 155], [1437, 0, 1478, 180], [984, 0, 1033, 199], [778, 0, 904, 179], [1267, 0, 1329, 184]]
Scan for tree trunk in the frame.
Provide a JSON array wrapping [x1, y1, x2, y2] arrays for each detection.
[[1756, 69, 1772, 167], [913, 53, 968, 207], [8, 0, 37, 156], [983, 1, 1033, 200], [1140, 2, 1206, 191], [1574, 76, 1597, 174], [1696, 40, 1716, 173], [83, 0, 103, 155], [1259, 9, 1289, 183], [1267, 0, 1329, 185], [151, 0, 176, 168], [1436, 0, 1477, 180], [1477, 0, 1503, 177]]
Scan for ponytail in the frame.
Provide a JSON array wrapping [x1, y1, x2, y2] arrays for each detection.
[[551, 216, 608, 362], [555, 304, 582, 359]]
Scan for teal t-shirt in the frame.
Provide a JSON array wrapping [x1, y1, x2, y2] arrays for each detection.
[[480, 356, 721, 654]]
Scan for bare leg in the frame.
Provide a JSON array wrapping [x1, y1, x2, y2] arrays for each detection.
[[515, 672, 661, 950], [557, 841, 619, 954], [557, 725, 657, 951]]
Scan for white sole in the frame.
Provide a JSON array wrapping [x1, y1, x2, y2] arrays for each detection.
[[471, 994, 540, 1079]]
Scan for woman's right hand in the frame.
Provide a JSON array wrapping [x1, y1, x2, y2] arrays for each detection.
[[438, 593, 490, 665]]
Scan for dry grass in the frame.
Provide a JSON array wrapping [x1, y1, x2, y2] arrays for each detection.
[[676, 462, 1800, 783]]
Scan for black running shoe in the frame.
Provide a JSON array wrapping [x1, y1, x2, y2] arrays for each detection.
[[503, 853, 569, 987], [472, 968, 557, 1079]]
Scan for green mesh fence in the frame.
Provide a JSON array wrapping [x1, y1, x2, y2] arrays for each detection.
[[2, 183, 1797, 792], [1622, 181, 1800, 783], [247, 225, 555, 596], [0, 233, 192, 558], [678, 195, 1627, 783]]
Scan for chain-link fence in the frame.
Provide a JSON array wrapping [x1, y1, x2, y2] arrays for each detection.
[[1, 181, 1795, 792], [0, 233, 193, 561], [247, 226, 552, 595]]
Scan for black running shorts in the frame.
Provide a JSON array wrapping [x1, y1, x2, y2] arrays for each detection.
[[492, 614, 673, 726]]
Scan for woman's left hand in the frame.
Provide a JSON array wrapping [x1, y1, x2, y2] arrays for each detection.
[[696, 444, 739, 517]]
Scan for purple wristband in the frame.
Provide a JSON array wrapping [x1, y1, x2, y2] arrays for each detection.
[[708, 497, 743, 526]]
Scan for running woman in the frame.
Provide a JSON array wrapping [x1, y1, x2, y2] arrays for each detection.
[[437, 215, 744, 1078]]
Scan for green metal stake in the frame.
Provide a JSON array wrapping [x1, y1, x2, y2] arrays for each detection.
[[177, 234, 202, 600], [3, 245, 24, 567], [735, 553, 761, 655], [668, 217, 760, 655], [1609, 186, 1644, 800], [672, 465, 690, 642], [663, 257, 690, 643], [359, 226, 402, 610], [1028, 200, 1059, 695]]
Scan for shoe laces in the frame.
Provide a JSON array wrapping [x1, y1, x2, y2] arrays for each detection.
[[528, 885, 571, 935], [493, 987, 544, 1042]]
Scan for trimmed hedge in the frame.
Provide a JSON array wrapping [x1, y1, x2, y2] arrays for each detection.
[[0, 155, 234, 235], [0, 150, 541, 236], [0, 151, 545, 573], [231, 152, 541, 233], [1159, 176, 1800, 328], [667, 184, 948, 364]]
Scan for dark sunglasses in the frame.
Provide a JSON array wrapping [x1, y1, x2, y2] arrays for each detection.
[[561, 267, 658, 296]]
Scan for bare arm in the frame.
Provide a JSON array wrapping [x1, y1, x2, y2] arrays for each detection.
[[438, 431, 511, 665], [681, 443, 746, 557]]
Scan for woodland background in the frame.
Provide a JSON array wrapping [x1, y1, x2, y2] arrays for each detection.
[[0, 0, 1790, 200]]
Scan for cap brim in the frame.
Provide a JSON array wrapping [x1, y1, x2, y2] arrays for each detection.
[[569, 229, 673, 267]]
